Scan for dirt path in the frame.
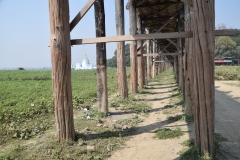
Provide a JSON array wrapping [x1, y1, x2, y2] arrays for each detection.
[[107, 81, 240, 160], [215, 81, 240, 159], [108, 83, 194, 160]]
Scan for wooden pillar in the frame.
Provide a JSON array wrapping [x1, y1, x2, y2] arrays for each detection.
[[146, 30, 151, 82], [137, 10, 144, 88], [174, 56, 177, 73], [94, 0, 108, 113], [178, 2, 185, 97], [129, 0, 138, 92], [48, 0, 75, 141], [115, 0, 128, 98], [193, 0, 215, 157], [152, 41, 156, 78], [184, 5, 193, 116]]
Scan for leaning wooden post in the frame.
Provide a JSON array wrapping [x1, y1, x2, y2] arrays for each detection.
[[94, 0, 108, 113], [48, 0, 75, 141], [137, 10, 144, 88], [129, 0, 138, 93], [115, 0, 128, 98], [193, 0, 215, 157]]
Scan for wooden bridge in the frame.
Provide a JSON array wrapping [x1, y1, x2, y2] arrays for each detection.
[[48, 0, 238, 158]]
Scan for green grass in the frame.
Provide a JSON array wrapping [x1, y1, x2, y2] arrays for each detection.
[[116, 115, 143, 127], [215, 66, 240, 80], [179, 133, 228, 160], [149, 68, 176, 85], [153, 128, 184, 139], [109, 94, 151, 114], [167, 114, 194, 123], [0, 68, 120, 144], [0, 117, 137, 160]]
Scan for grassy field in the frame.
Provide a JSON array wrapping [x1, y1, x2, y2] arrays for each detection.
[[0, 69, 119, 144], [0, 68, 152, 159]]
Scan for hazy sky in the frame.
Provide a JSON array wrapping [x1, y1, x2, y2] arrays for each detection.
[[0, 0, 240, 69]]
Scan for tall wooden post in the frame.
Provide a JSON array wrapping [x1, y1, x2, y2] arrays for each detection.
[[137, 10, 144, 88], [184, 5, 193, 116], [129, 0, 138, 92], [48, 0, 75, 141], [115, 0, 128, 98], [94, 0, 108, 113], [178, 2, 185, 97], [193, 0, 215, 157], [152, 41, 156, 78], [146, 30, 151, 82]]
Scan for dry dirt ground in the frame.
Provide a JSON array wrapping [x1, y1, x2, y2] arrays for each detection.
[[108, 82, 194, 160], [215, 81, 240, 159], [106, 81, 240, 160]]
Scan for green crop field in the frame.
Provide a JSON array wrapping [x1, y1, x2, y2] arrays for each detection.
[[0, 69, 119, 144]]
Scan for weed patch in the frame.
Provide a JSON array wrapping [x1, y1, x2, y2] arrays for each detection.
[[167, 114, 194, 123], [109, 96, 151, 114], [179, 133, 228, 160], [153, 128, 184, 139]]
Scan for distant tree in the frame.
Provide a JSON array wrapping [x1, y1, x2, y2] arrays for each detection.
[[107, 43, 130, 67], [231, 29, 240, 46], [215, 36, 239, 59], [216, 23, 227, 30]]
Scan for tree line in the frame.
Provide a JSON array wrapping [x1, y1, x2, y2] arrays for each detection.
[[107, 43, 130, 67]]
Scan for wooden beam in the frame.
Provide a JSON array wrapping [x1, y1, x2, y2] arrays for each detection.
[[142, 53, 180, 56], [94, 0, 108, 113], [71, 31, 193, 45], [215, 29, 238, 36], [69, 29, 238, 45], [136, 1, 176, 8], [115, 0, 128, 98], [155, 60, 174, 63], [181, 0, 193, 7], [167, 38, 181, 50], [70, 0, 95, 32], [137, 13, 178, 52], [155, 13, 178, 33]]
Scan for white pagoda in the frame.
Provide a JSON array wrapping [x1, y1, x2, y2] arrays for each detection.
[[75, 55, 93, 70]]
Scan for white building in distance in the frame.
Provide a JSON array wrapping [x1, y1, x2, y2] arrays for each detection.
[[75, 55, 93, 70]]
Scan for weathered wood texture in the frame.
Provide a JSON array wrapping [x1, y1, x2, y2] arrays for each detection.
[[115, 0, 128, 98], [184, 5, 193, 116], [178, 2, 185, 98], [71, 31, 193, 45], [129, 0, 138, 93], [137, 10, 144, 88], [152, 41, 156, 78], [181, 0, 193, 7], [142, 53, 180, 56], [193, 0, 215, 157], [70, 0, 95, 31], [48, 0, 75, 141], [70, 29, 238, 45], [94, 0, 108, 113], [146, 30, 151, 82]]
